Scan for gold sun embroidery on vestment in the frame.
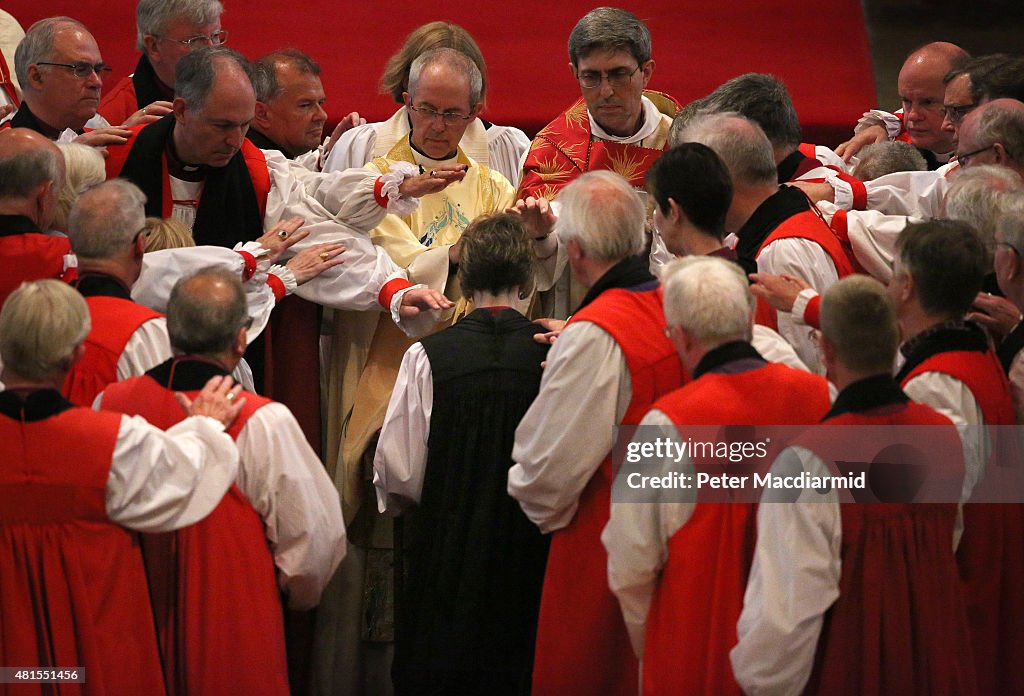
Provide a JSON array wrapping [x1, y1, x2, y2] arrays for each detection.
[[563, 101, 589, 130], [606, 148, 646, 183], [533, 154, 574, 184]]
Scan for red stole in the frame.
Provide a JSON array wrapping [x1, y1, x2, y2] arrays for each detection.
[[100, 375, 290, 696], [795, 404, 975, 695], [0, 405, 166, 695], [516, 91, 680, 200], [643, 364, 830, 696], [62, 295, 162, 406], [901, 349, 1023, 695], [753, 209, 857, 330], [530, 288, 684, 696], [0, 233, 75, 308]]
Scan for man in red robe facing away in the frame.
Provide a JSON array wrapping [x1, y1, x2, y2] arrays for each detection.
[[98, 267, 347, 696], [0, 278, 243, 695], [509, 170, 685, 696], [732, 275, 976, 695], [602, 256, 831, 696]]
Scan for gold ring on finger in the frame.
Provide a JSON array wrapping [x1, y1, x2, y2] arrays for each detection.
[[277, 230, 288, 240]]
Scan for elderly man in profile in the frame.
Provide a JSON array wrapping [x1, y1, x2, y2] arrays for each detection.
[[508, 170, 685, 696], [0, 278, 243, 696], [7, 16, 132, 147], [517, 7, 678, 201], [100, 0, 224, 127]]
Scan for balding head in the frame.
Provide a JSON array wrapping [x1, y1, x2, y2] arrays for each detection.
[[167, 267, 249, 361], [0, 128, 65, 228], [674, 112, 778, 189], [957, 98, 1024, 177], [898, 42, 969, 155]]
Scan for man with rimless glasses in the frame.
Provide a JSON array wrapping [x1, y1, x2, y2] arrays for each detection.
[[100, 0, 226, 130], [4, 17, 131, 148], [517, 7, 679, 201]]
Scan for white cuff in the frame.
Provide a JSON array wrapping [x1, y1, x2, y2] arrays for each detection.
[[825, 170, 854, 211], [268, 265, 298, 295], [855, 109, 902, 140], [379, 161, 421, 216], [235, 240, 272, 270], [792, 288, 820, 326]]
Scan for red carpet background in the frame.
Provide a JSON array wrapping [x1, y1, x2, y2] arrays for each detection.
[[5, 1, 875, 146]]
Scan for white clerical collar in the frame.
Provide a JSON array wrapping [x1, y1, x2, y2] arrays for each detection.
[[588, 96, 661, 145]]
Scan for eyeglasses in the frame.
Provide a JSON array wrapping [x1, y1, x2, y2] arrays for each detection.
[[156, 29, 229, 47], [944, 102, 976, 125], [577, 65, 641, 90], [997, 241, 1021, 256], [956, 145, 995, 167], [35, 61, 112, 79], [408, 104, 473, 125]]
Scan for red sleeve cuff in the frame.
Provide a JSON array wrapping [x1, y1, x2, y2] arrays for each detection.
[[378, 277, 413, 309], [804, 295, 821, 330], [267, 273, 286, 303], [838, 172, 867, 210], [373, 177, 388, 208], [236, 250, 257, 281]]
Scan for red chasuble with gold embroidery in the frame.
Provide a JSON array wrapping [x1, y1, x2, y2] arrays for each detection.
[[517, 91, 680, 200]]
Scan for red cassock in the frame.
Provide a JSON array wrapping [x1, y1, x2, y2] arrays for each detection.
[[531, 288, 685, 696], [100, 374, 290, 696], [0, 400, 165, 695], [644, 363, 831, 696], [62, 295, 162, 407], [0, 225, 76, 309], [800, 400, 976, 695], [901, 350, 1023, 695]]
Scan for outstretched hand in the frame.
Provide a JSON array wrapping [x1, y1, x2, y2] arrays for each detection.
[[398, 287, 454, 319], [749, 272, 811, 313], [399, 164, 468, 198], [834, 124, 887, 162], [286, 242, 346, 284], [175, 375, 245, 428], [509, 196, 556, 239], [257, 217, 308, 263]]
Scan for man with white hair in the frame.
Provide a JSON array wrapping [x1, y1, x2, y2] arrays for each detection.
[[7, 17, 129, 146], [98, 267, 346, 696], [676, 111, 855, 372], [602, 256, 830, 695], [0, 278, 243, 695], [509, 170, 685, 696], [100, 0, 225, 127]]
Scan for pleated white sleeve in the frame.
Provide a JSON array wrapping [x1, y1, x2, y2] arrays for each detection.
[[106, 414, 239, 532], [373, 342, 433, 515], [235, 402, 347, 610], [509, 321, 632, 533]]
